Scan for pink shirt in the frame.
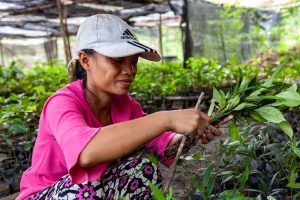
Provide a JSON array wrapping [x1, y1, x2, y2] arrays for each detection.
[[17, 80, 175, 200]]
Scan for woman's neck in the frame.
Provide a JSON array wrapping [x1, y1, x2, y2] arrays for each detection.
[[84, 82, 113, 125]]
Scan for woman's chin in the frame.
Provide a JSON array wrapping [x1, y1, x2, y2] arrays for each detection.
[[114, 88, 130, 95]]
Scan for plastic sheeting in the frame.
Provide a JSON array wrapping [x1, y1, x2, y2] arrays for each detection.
[[185, 0, 293, 63]]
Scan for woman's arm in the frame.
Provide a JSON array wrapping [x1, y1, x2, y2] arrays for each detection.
[[79, 111, 169, 167], [79, 109, 209, 167]]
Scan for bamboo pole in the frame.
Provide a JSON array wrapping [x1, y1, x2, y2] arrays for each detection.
[[163, 92, 205, 193], [56, 0, 72, 63], [159, 14, 163, 59], [0, 4, 55, 19]]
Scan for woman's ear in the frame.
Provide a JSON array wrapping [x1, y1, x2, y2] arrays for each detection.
[[78, 51, 91, 71]]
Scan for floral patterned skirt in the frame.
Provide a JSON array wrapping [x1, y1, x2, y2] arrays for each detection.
[[27, 158, 162, 200]]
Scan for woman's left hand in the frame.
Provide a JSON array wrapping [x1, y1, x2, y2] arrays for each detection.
[[198, 125, 222, 144], [198, 114, 234, 144]]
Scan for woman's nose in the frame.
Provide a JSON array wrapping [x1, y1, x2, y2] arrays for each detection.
[[122, 62, 135, 76]]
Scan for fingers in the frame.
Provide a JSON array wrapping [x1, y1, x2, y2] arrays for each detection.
[[199, 134, 209, 144], [198, 111, 210, 121], [197, 125, 223, 144], [191, 112, 233, 145], [215, 114, 234, 128], [208, 125, 222, 136]]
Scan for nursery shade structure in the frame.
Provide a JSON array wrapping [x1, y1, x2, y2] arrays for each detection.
[[0, 0, 172, 38], [0, 0, 298, 41], [0, 0, 172, 62], [0, 0, 299, 63]]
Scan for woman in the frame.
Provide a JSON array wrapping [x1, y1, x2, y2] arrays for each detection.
[[17, 14, 221, 200]]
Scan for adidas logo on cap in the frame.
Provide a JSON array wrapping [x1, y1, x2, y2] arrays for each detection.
[[121, 29, 136, 40]]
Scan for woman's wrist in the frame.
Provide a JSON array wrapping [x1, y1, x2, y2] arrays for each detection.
[[156, 111, 173, 132]]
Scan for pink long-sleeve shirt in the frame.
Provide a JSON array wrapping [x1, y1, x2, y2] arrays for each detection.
[[17, 80, 175, 200]]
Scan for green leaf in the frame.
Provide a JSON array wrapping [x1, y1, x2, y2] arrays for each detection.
[[254, 106, 286, 123], [203, 163, 215, 187], [275, 91, 300, 107], [207, 174, 216, 195], [288, 162, 300, 183], [232, 103, 245, 111], [24, 141, 33, 151], [289, 163, 297, 183], [262, 61, 285, 87], [287, 84, 297, 92], [222, 175, 234, 184], [245, 95, 261, 101], [290, 145, 300, 158], [278, 121, 294, 139], [220, 171, 234, 176], [10, 121, 27, 133], [267, 196, 277, 200], [33, 86, 46, 94], [208, 99, 215, 117], [249, 112, 266, 122], [147, 154, 159, 166], [259, 96, 283, 100], [229, 121, 241, 141], [149, 183, 166, 200], [166, 187, 174, 200], [227, 95, 240, 110], [287, 183, 300, 189], [239, 164, 250, 189], [192, 177, 205, 193], [269, 172, 279, 189], [213, 87, 222, 104], [239, 79, 251, 93], [249, 88, 264, 97], [233, 103, 255, 111], [269, 102, 285, 107], [0, 97, 4, 104], [184, 153, 201, 161], [220, 90, 226, 102], [192, 153, 201, 160]]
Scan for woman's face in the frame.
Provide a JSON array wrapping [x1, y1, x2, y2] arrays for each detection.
[[81, 51, 138, 96]]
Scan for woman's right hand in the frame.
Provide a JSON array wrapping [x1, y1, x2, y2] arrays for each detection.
[[166, 109, 210, 137]]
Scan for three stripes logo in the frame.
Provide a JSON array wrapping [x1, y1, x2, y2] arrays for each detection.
[[121, 29, 136, 40], [127, 41, 157, 53]]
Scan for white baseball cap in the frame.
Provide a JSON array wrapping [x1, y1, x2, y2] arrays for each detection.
[[67, 14, 161, 70]]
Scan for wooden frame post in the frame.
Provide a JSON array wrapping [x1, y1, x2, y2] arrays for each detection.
[[0, 39, 4, 66], [56, 0, 71, 63]]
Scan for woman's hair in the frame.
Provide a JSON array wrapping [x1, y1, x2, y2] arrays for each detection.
[[68, 49, 94, 86]]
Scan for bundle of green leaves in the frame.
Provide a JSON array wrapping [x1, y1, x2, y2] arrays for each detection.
[[208, 63, 300, 140]]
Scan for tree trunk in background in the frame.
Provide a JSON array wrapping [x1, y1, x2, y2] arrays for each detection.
[[183, 0, 193, 67], [159, 14, 164, 59], [219, 24, 227, 62], [44, 37, 58, 66], [240, 11, 250, 61], [56, 0, 71, 63]]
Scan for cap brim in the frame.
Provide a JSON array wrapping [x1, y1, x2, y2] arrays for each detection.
[[93, 41, 161, 62]]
